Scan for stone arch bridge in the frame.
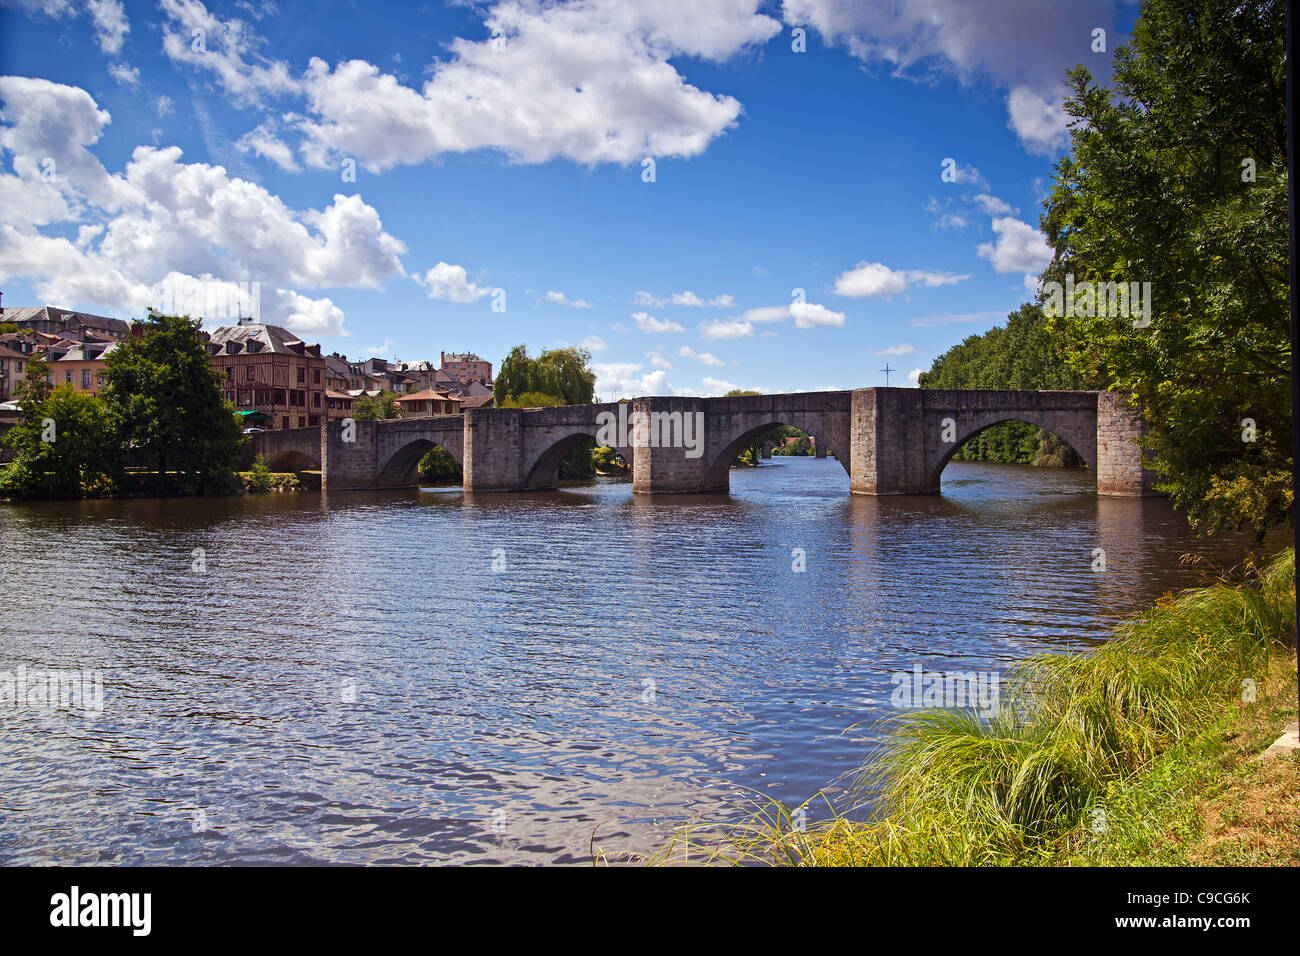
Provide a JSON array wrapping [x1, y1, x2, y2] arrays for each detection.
[[247, 388, 1157, 496]]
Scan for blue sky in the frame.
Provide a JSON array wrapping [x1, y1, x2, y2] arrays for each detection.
[[0, 0, 1138, 399]]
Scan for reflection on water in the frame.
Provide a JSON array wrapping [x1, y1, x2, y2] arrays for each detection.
[[0, 458, 1272, 864]]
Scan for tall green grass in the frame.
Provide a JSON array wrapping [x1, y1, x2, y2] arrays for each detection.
[[654, 549, 1295, 866]]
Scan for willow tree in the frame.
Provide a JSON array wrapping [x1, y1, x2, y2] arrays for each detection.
[[1040, 0, 1289, 534]]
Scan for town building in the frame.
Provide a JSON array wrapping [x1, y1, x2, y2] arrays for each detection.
[[0, 333, 40, 402], [440, 351, 492, 386], [207, 319, 326, 430], [2, 305, 131, 341], [44, 339, 122, 394], [396, 389, 462, 417]]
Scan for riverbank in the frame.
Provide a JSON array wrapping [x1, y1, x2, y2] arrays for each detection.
[[656, 549, 1297, 866]]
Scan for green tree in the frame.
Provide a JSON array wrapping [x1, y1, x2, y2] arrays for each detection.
[[417, 445, 462, 483], [102, 310, 243, 495], [919, 304, 1097, 467], [1, 360, 116, 497], [1040, 0, 1288, 533], [493, 345, 595, 407], [497, 391, 565, 409], [494, 345, 598, 477], [352, 391, 400, 420]]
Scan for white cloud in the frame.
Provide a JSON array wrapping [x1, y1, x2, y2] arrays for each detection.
[[546, 289, 593, 308], [0, 78, 408, 338], [634, 288, 734, 308], [700, 318, 754, 340], [633, 311, 685, 334], [298, 1, 779, 172], [873, 343, 916, 356], [108, 62, 139, 88], [365, 337, 396, 355], [973, 193, 1015, 215], [679, 345, 726, 366], [739, 305, 792, 323], [235, 121, 300, 171], [648, 350, 672, 370], [907, 368, 923, 386], [159, 0, 299, 103], [1006, 85, 1071, 156], [700, 376, 742, 395], [976, 216, 1054, 274], [833, 261, 968, 298], [414, 262, 490, 303], [593, 361, 671, 400], [789, 301, 845, 328], [87, 0, 128, 54], [579, 335, 607, 352]]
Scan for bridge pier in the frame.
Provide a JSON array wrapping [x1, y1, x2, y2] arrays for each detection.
[[463, 407, 524, 491]]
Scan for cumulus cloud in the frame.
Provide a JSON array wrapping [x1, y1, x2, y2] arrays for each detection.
[[235, 120, 300, 171], [973, 193, 1015, 215], [413, 262, 490, 303], [87, 0, 128, 54], [159, 0, 299, 103], [108, 62, 139, 88], [0, 77, 408, 337], [632, 311, 685, 334], [679, 345, 726, 366], [789, 301, 845, 328], [593, 361, 670, 400], [976, 216, 1054, 274], [297, 1, 779, 172], [635, 289, 735, 307], [1006, 85, 1072, 156], [546, 289, 592, 308], [833, 261, 968, 298], [700, 318, 754, 340], [580, 335, 607, 351]]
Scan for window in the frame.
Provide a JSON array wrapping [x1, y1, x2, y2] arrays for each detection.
[[246, 366, 256, 381], [65, 370, 74, 383], [81, 370, 91, 389], [96, 373, 104, 387], [308, 415, 319, 426], [282, 417, 290, 429], [298, 416, 306, 428], [313, 392, 321, 407], [313, 369, 320, 384], [297, 366, 305, 383]]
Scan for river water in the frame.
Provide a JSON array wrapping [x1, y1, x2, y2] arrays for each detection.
[[0, 458, 1271, 864]]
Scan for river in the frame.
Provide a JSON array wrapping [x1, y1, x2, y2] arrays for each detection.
[[0, 457, 1272, 864]]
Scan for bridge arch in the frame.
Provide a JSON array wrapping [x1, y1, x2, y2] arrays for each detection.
[[377, 438, 464, 487], [704, 419, 850, 490], [926, 413, 1097, 489], [523, 430, 636, 491]]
